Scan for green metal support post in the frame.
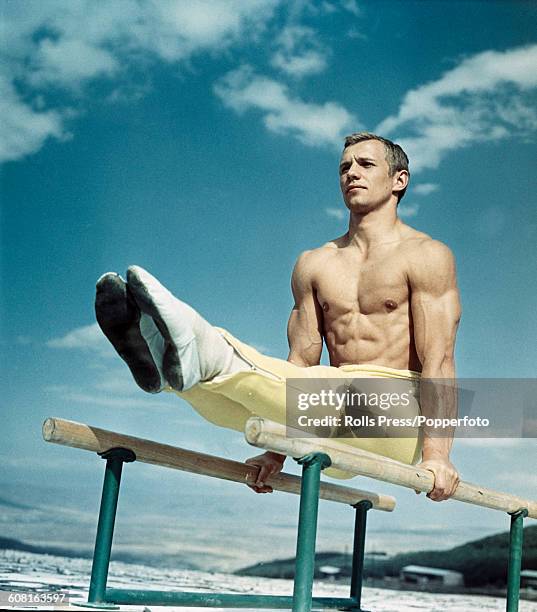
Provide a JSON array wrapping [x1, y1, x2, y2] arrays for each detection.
[[81, 447, 135, 609], [506, 508, 528, 612], [104, 590, 358, 608], [349, 500, 373, 611], [292, 452, 332, 612]]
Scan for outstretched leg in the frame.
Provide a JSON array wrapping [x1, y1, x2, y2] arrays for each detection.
[[96, 266, 250, 393], [126, 265, 249, 391]]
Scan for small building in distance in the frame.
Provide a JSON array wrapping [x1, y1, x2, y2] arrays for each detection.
[[521, 570, 537, 589], [400, 565, 464, 587], [319, 565, 341, 581]]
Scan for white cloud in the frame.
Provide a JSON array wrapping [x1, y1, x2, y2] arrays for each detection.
[[214, 65, 358, 148], [45, 326, 179, 409], [377, 44, 537, 172], [347, 28, 367, 41], [270, 26, 328, 78], [93, 373, 146, 396], [56, 390, 171, 411], [47, 322, 114, 357], [46, 377, 192, 413], [340, 0, 361, 16], [0, 74, 65, 164], [398, 203, 419, 218], [320, 1, 338, 14], [413, 183, 439, 196], [325, 207, 346, 220], [0, 0, 280, 163], [28, 38, 120, 88], [317, 0, 361, 16]]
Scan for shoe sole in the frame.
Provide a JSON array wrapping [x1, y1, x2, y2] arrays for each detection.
[[95, 273, 162, 393], [126, 267, 184, 391]]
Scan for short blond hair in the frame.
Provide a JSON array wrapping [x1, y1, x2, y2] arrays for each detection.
[[344, 132, 409, 201]]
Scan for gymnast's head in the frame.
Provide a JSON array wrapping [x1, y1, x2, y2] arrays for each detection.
[[339, 132, 410, 210]]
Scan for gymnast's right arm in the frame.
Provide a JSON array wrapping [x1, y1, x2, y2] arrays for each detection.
[[287, 250, 324, 367], [246, 252, 324, 493]]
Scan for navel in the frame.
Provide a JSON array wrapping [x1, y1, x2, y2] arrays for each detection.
[[385, 299, 398, 311], [323, 302, 330, 312]]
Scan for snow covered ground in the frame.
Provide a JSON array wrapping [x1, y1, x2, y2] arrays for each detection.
[[1, 549, 536, 612]]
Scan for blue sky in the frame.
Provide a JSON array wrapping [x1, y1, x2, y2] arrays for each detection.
[[1, 0, 537, 569]]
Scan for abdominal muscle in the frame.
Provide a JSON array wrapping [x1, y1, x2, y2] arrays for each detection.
[[323, 309, 420, 371]]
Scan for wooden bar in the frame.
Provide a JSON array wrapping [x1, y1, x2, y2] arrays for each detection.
[[42, 417, 395, 512], [244, 417, 537, 520]]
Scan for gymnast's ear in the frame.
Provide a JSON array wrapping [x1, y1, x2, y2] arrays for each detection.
[[393, 169, 409, 195]]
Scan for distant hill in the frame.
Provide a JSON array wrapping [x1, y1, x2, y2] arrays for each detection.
[[236, 525, 537, 587], [0, 537, 89, 559], [236, 551, 352, 581], [0, 537, 199, 570]]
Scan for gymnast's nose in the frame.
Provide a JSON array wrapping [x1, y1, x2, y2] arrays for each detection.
[[347, 159, 361, 180]]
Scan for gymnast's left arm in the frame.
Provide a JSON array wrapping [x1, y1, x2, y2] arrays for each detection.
[[409, 239, 462, 502]]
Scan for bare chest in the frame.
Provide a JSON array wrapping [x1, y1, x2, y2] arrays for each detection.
[[314, 252, 409, 317]]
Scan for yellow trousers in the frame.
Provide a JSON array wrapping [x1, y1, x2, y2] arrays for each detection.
[[174, 328, 422, 479]]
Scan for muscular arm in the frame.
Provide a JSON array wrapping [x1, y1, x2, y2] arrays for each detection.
[[287, 251, 324, 367], [409, 240, 462, 501], [247, 251, 324, 493]]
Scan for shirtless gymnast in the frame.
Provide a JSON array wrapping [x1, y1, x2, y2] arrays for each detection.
[[95, 132, 461, 502]]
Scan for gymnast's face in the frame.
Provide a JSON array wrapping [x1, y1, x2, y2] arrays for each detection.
[[339, 140, 397, 212]]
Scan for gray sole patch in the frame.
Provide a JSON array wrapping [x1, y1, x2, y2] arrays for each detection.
[[127, 269, 185, 391]]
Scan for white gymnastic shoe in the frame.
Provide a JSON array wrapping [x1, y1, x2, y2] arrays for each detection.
[[95, 272, 164, 393], [126, 265, 203, 391]]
